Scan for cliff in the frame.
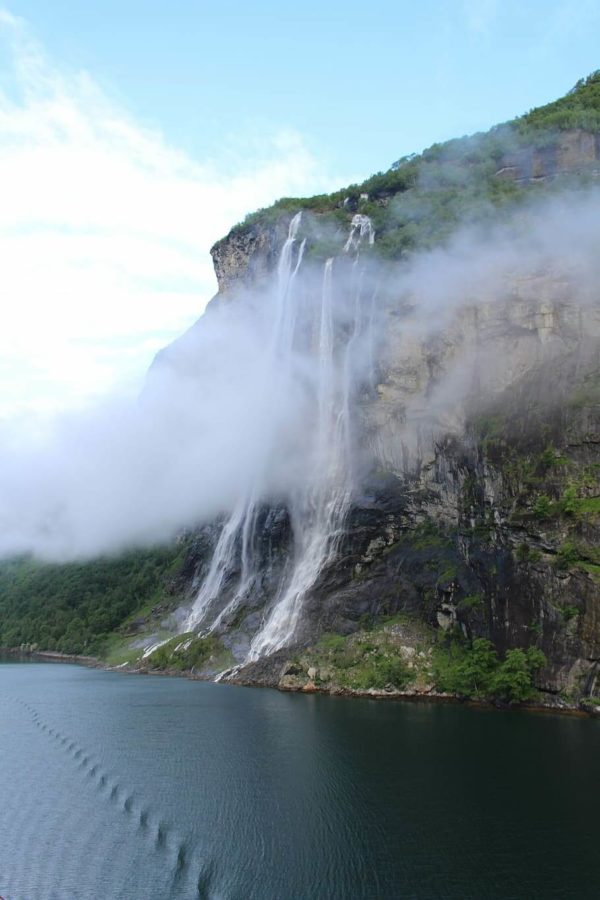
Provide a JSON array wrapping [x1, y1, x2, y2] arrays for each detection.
[[200, 241, 600, 704], [161, 84, 600, 706]]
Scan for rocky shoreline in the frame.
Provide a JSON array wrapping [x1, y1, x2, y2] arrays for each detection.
[[225, 667, 596, 718], [4, 645, 598, 718]]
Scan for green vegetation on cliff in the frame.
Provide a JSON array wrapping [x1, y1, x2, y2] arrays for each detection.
[[467, 387, 600, 585], [143, 632, 232, 673], [433, 638, 546, 704], [228, 71, 600, 261], [516, 71, 600, 133], [312, 627, 417, 690], [285, 620, 546, 705], [0, 544, 190, 655]]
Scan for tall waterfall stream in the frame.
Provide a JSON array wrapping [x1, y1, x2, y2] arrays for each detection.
[[184, 212, 375, 662]]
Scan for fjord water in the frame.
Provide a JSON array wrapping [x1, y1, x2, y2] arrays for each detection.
[[1, 660, 599, 900]]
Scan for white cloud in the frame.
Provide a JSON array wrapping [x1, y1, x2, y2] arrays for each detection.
[[0, 9, 345, 417]]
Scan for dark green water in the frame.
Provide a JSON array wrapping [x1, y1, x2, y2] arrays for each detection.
[[1, 659, 599, 899]]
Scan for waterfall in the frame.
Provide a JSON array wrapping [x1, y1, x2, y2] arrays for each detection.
[[185, 212, 305, 633], [344, 214, 375, 253], [248, 257, 354, 659], [185, 211, 374, 661]]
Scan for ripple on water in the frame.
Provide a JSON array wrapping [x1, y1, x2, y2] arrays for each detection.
[[156, 822, 168, 849], [196, 859, 216, 899], [6, 697, 179, 900], [175, 843, 187, 872]]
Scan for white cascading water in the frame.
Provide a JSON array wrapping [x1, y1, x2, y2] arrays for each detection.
[[248, 257, 352, 659], [185, 210, 374, 661], [344, 214, 375, 253], [184, 212, 305, 634]]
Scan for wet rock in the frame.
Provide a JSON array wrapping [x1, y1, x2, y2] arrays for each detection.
[[281, 660, 304, 677]]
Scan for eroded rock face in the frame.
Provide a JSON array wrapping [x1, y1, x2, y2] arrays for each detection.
[[366, 272, 600, 475], [495, 129, 600, 182], [210, 218, 290, 294]]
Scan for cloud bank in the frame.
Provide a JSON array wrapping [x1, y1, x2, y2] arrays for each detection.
[[0, 186, 598, 562], [0, 12, 599, 565], [0, 9, 345, 417]]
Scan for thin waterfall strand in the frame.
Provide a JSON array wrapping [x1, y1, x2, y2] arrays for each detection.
[[248, 257, 356, 659], [185, 212, 305, 632]]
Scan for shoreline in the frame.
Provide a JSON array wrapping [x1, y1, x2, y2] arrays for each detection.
[[1, 647, 102, 666], [229, 673, 594, 718], [2, 646, 597, 718]]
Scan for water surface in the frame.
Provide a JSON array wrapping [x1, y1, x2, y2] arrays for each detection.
[[0, 658, 598, 899]]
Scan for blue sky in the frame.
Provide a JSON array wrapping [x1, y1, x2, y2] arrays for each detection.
[[8, 0, 600, 175], [1, 0, 599, 418]]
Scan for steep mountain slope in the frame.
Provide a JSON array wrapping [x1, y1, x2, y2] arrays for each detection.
[[3, 74, 599, 709]]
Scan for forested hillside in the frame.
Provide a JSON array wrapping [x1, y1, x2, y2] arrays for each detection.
[[0, 545, 189, 654]]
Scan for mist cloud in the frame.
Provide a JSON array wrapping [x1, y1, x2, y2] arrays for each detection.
[[0, 9, 347, 417], [1, 125, 599, 561], [399, 189, 600, 323]]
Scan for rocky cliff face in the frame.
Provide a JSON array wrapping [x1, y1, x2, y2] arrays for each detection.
[[496, 129, 600, 182], [170, 202, 599, 704], [211, 218, 291, 295], [149, 125, 599, 706], [224, 278, 599, 700]]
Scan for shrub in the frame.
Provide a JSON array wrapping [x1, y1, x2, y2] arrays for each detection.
[[539, 447, 556, 470], [516, 544, 543, 563], [348, 654, 413, 690], [433, 639, 546, 703], [491, 647, 546, 703], [560, 605, 579, 622], [433, 638, 498, 698], [457, 594, 483, 611], [555, 542, 579, 570], [533, 494, 552, 519], [516, 543, 530, 562], [561, 486, 579, 516]]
